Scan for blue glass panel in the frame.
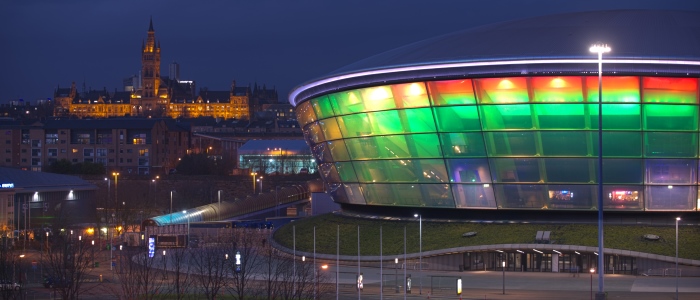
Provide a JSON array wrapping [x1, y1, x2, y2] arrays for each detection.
[[645, 185, 695, 211], [645, 159, 696, 184], [446, 159, 492, 183], [452, 184, 496, 208]]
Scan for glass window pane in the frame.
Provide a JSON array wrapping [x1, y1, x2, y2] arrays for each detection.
[[546, 185, 595, 209], [361, 184, 454, 207], [643, 104, 698, 131], [319, 118, 343, 140], [544, 158, 595, 183], [603, 159, 643, 184], [329, 90, 364, 115], [446, 158, 492, 183], [643, 77, 698, 104], [337, 113, 371, 138], [296, 101, 317, 126], [480, 104, 533, 130], [336, 162, 357, 182], [484, 132, 537, 156], [359, 86, 397, 112], [453, 184, 496, 208], [391, 82, 430, 108], [404, 108, 437, 133], [645, 159, 696, 184], [353, 159, 448, 183], [588, 104, 641, 130], [475, 78, 529, 104], [311, 95, 335, 119], [347, 134, 442, 160], [327, 140, 350, 161], [427, 79, 476, 106], [493, 184, 547, 209], [604, 186, 643, 210], [372, 110, 405, 135], [305, 122, 326, 144], [441, 133, 487, 157], [586, 76, 641, 103], [489, 158, 542, 183], [328, 183, 366, 205], [601, 132, 642, 157], [535, 104, 587, 129], [540, 131, 590, 157], [645, 185, 695, 210], [434, 106, 481, 132], [318, 163, 341, 183], [644, 132, 697, 158], [532, 77, 583, 102], [311, 143, 333, 163]]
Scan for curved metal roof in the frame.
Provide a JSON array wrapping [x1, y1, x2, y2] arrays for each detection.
[[290, 10, 700, 106]]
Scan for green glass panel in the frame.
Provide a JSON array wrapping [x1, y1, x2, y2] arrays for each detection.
[[433, 106, 481, 132], [534, 104, 587, 129], [353, 159, 448, 183], [544, 158, 595, 183], [318, 118, 343, 140], [489, 158, 542, 183], [484, 132, 537, 156], [540, 131, 590, 156], [441, 132, 487, 157], [601, 132, 642, 157], [337, 113, 370, 138], [345, 134, 441, 160], [328, 90, 365, 115], [603, 159, 643, 183], [643, 90, 697, 104], [311, 95, 335, 119], [403, 108, 437, 133], [327, 140, 350, 161], [335, 162, 357, 182], [643, 104, 698, 131], [480, 104, 533, 130], [644, 132, 698, 157], [588, 104, 642, 130]]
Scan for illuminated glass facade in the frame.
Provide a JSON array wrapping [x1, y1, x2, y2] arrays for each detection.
[[297, 76, 700, 211]]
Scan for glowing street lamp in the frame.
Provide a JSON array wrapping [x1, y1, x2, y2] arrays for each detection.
[[676, 217, 681, 300], [590, 43, 610, 300], [251, 172, 258, 193], [414, 213, 422, 294], [590, 268, 595, 300]]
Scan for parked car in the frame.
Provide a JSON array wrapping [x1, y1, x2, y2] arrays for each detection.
[[43, 277, 71, 289], [0, 280, 20, 290]]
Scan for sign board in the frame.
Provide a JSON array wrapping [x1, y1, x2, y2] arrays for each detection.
[[457, 278, 462, 295], [235, 251, 242, 273], [0, 183, 14, 189], [148, 236, 155, 258]]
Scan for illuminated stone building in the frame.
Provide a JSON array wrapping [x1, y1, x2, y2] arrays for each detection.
[[53, 18, 271, 120]]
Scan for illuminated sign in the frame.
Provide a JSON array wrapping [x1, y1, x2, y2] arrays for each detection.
[[0, 183, 14, 189], [235, 250, 242, 273], [148, 236, 155, 258], [457, 278, 462, 295]]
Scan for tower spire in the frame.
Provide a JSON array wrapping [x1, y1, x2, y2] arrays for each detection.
[[148, 16, 154, 32]]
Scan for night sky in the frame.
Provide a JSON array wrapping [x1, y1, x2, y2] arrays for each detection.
[[1, 0, 698, 105]]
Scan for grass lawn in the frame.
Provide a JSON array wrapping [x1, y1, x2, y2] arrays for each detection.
[[273, 213, 700, 260]]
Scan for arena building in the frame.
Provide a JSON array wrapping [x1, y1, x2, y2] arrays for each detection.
[[289, 10, 700, 214]]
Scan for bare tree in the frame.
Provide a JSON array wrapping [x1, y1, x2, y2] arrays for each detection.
[[116, 250, 165, 300], [190, 246, 228, 300], [163, 248, 194, 300], [226, 228, 267, 299], [0, 237, 19, 300], [42, 235, 95, 300]]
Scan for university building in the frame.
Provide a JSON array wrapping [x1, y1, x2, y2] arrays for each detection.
[[53, 18, 278, 120]]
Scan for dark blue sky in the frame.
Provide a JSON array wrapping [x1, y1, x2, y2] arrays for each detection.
[[1, 0, 698, 104]]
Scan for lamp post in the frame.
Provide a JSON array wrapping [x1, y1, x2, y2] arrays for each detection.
[[590, 268, 595, 300], [395, 258, 399, 293], [251, 172, 257, 194], [170, 190, 175, 224], [590, 43, 610, 300], [414, 213, 422, 294], [152, 176, 159, 205], [183, 210, 190, 247], [104, 177, 110, 207], [257, 176, 264, 194], [91, 240, 95, 268], [217, 190, 222, 220], [112, 172, 119, 222], [501, 260, 506, 294], [676, 217, 681, 300]]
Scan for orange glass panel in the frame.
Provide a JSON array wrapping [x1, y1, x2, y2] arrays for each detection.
[[475, 77, 529, 103], [532, 77, 583, 102], [427, 79, 476, 105], [586, 76, 640, 102]]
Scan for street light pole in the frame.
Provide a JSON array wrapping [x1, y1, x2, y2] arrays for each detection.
[[590, 268, 595, 300], [414, 214, 422, 294], [251, 172, 257, 194], [170, 190, 174, 224], [183, 210, 190, 247], [112, 172, 119, 222], [676, 217, 681, 300], [590, 43, 610, 300], [217, 190, 222, 220], [502, 260, 505, 295]]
